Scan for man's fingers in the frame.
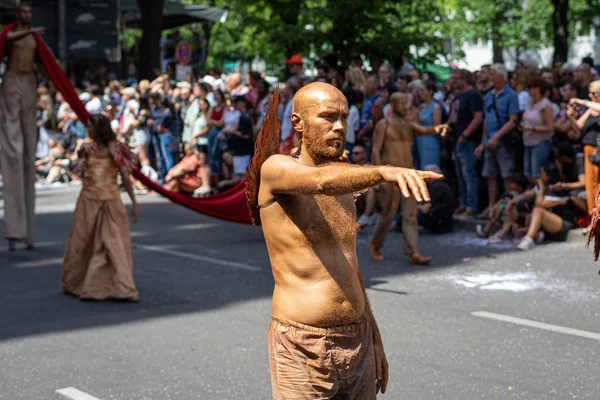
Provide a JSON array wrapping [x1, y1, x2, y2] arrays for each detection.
[[404, 172, 423, 203], [396, 174, 410, 198], [411, 171, 431, 202], [418, 171, 443, 180]]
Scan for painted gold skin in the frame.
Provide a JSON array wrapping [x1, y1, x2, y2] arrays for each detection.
[[5, 3, 45, 75], [255, 82, 443, 394], [368, 92, 449, 263]]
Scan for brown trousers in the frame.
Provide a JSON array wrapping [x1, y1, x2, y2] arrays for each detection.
[[584, 145, 600, 216], [0, 72, 37, 243], [371, 182, 418, 253], [268, 314, 376, 399]]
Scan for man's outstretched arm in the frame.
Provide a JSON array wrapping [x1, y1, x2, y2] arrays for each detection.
[[357, 271, 388, 394], [7, 27, 44, 42], [261, 154, 441, 202]]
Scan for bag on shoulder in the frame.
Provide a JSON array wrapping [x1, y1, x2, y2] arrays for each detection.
[[491, 95, 522, 151]]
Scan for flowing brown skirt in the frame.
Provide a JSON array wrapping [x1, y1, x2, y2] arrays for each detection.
[[61, 196, 139, 301]]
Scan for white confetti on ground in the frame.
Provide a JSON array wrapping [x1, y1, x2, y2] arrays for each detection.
[[441, 270, 598, 302]]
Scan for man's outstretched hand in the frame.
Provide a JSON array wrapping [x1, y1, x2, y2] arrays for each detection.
[[381, 166, 443, 203], [31, 27, 46, 35]]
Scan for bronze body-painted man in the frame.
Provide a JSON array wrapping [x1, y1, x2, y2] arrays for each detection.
[[369, 92, 448, 264], [246, 83, 441, 399], [0, 2, 45, 251]]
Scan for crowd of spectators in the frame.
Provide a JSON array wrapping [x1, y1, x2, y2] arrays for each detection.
[[30, 54, 600, 251]]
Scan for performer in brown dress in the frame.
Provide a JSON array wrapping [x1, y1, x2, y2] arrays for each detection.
[[61, 115, 140, 301]]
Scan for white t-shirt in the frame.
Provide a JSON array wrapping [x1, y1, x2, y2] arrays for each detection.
[[346, 105, 360, 144], [121, 99, 139, 133], [85, 97, 104, 115], [193, 115, 209, 145]]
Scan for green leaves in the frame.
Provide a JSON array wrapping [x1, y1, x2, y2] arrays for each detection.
[[184, 0, 597, 73]]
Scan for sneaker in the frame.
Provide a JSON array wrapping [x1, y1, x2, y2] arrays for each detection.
[[535, 231, 545, 244], [460, 210, 477, 217], [476, 224, 488, 238], [454, 207, 465, 215], [357, 214, 371, 227], [193, 186, 212, 197], [368, 214, 379, 226], [517, 236, 535, 251], [488, 233, 502, 244]]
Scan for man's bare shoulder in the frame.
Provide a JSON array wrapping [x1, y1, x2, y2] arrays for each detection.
[[261, 154, 298, 176], [260, 154, 301, 188], [374, 118, 388, 130]]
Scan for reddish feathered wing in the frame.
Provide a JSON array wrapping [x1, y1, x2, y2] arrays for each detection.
[[586, 183, 600, 272], [245, 87, 281, 225]]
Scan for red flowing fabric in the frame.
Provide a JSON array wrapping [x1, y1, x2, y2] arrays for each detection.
[[0, 22, 252, 224]]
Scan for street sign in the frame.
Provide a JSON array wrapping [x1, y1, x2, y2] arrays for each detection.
[[176, 64, 192, 82], [175, 41, 192, 65]]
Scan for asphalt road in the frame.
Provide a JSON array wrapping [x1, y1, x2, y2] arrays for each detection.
[[0, 186, 599, 400]]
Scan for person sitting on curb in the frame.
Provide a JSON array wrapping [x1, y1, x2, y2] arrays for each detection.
[[416, 165, 455, 234]]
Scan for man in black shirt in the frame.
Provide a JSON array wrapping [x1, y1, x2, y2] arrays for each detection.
[[447, 69, 484, 217], [417, 165, 455, 234]]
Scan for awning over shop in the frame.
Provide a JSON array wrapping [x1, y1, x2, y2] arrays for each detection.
[[410, 58, 455, 83], [1, 1, 227, 29], [121, 0, 228, 29]]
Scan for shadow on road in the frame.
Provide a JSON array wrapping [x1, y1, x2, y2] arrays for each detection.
[[0, 200, 510, 342]]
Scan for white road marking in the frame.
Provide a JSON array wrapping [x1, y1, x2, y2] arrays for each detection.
[[13, 257, 63, 268], [132, 243, 261, 272], [472, 311, 600, 341], [172, 223, 218, 231], [56, 387, 101, 400]]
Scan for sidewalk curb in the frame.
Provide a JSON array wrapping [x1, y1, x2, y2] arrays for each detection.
[[453, 216, 588, 245]]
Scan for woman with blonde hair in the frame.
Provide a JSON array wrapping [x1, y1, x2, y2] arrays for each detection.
[[348, 66, 367, 93]]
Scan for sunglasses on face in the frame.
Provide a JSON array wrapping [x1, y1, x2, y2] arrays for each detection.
[[352, 151, 363, 155]]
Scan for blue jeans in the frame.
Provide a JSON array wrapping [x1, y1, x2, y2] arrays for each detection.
[[208, 127, 223, 174], [412, 135, 441, 170], [150, 131, 166, 182], [524, 140, 553, 178], [453, 141, 479, 212], [159, 134, 178, 179]]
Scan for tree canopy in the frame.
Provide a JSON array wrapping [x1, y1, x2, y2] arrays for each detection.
[[134, 0, 600, 78]]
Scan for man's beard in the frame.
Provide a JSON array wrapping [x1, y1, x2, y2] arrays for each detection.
[[303, 134, 345, 164]]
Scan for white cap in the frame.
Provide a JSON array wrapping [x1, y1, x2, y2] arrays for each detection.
[[79, 92, 91, 102], [176, 81, 192, 89], [201, 75, 217, 88]]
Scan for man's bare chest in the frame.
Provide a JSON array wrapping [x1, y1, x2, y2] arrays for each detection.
[[385, 123, 414, 143], [9, 35, 37, 55], [280, 194, 359, 244]]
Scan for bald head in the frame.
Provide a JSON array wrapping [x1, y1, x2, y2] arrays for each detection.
[[290, 82, 349, 164], [389, 92, 410, 117], [292, 82, 346, 116]]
